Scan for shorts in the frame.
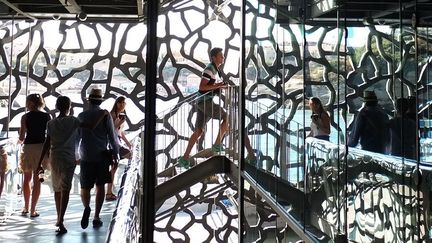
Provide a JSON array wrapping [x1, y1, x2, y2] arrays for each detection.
[[80, 161, 112, 189], [195, 99, 227, 129], [50, 154, 76, 192], [20, 143, 49, 173]]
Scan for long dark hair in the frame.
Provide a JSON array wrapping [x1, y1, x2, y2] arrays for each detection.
[[310, 97, 325, 114], [111, 96, 126, 116]]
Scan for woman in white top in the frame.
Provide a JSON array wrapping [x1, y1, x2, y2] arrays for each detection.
[[308, 97, 330, 141]]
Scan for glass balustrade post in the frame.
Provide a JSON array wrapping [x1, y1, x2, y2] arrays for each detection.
[[265, 107, 269, 171], [281, 118, 287, 180], [297, 122, 301, 187]]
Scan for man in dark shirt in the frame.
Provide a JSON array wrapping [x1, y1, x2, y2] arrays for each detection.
[[77, 88, 119, 229], [348, 90, 389, 153]]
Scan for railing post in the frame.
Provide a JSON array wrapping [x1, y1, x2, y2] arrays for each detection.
[[281, 120, 287, 180], [238, 0, 246, 241]]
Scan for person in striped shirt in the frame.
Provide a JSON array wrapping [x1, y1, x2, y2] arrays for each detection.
[[179, 47, 228, 168]]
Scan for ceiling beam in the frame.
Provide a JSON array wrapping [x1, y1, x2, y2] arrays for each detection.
[[58, 0, 81, 14], [137, 0, 144, 17], [0, 0, 36, 20]]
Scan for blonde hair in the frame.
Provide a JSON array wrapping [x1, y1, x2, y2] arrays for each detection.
[[26, 93, 45, 110]]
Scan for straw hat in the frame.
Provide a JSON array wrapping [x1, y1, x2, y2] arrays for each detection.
[[88, 88, 104, 101], [363, 90, 377, 102]]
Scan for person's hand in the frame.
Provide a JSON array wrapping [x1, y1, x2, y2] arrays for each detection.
[[113, 157, 119, 166], [17, 139, 23, 145], [113, 153, 120, 165], [36, 166, 44, 174], [219, 83, 228, 89], [118, 113, 127, 121]]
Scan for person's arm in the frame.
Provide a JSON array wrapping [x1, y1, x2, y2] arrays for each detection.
[[106, 112, 120, 162], [36, 135, 50, 172], [120, 131, 132, 149], [199, 69, 227, 92], [319, 112, 331, 134], [199, 80, 226, 92], [18, 114, 27, 144], [307, 120, 314, 137], [111, 112, 125, 130]]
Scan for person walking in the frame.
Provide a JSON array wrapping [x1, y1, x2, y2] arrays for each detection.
[[106, 96, 132, 201], [18, 93, 51, 218], [348, 90, 389, 153], [178, 47, 228, 168], [77, 88, 119, 229], [37, 96, 80, 234]]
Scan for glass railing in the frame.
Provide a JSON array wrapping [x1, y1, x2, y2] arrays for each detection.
[[246, 102, 305, 185], [0, 138, 21, 218], [107, 130, 143, 243], [153, 86, 241, 242], [154, 86, 240, 184]]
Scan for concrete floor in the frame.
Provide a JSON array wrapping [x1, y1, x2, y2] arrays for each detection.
[[0, 192, 116, 243]]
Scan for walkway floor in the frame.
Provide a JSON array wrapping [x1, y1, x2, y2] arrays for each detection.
[[0, 192, 116, 243]]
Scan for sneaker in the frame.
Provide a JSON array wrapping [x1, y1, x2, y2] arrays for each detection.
[[178, 157, 190, 169], [212, 144, 225, 153], [92, 218, 103, 228], [81, 207, 91, 229], [245, 154, 257, 165], [203, 175, 219, 184]]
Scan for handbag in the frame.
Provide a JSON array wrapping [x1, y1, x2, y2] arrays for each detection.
[[119, 146, 131, 159]]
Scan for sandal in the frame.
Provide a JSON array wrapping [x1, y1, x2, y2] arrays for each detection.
[[30, 211, 40, 218], [21, 209, 29, 216], [105, 193, 117, 201], [55, 224, 67, 235]]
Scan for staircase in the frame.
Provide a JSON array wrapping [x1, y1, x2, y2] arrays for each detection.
[[150, 87, 321, 242]]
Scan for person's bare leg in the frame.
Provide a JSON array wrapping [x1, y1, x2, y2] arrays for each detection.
[[80, 188, 91, 208], [30, 172, 41, 216], [80, 188, 91, 229], [94, 184, 105, 219], [22, 172, 32, 213], [59, 190, 70, 225], [244, 134, 255, 157], [214, 117, 228, 145], [183, 128, 204, 159], [0, 172, 4, 199], [54, 192, 61, 225], [106, 164, 118, 196]]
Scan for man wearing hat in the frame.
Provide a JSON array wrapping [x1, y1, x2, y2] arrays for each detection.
[[77, 88, 119, 229], [348, 90, 389, 153]]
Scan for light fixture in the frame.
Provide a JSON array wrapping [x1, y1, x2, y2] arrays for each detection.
[[77, 12, 87, 21]]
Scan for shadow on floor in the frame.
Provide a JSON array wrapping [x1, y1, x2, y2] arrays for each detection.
[[0, 193, 116, 243]]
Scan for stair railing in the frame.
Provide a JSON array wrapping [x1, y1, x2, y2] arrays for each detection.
[[155, 86, 239, 184]]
